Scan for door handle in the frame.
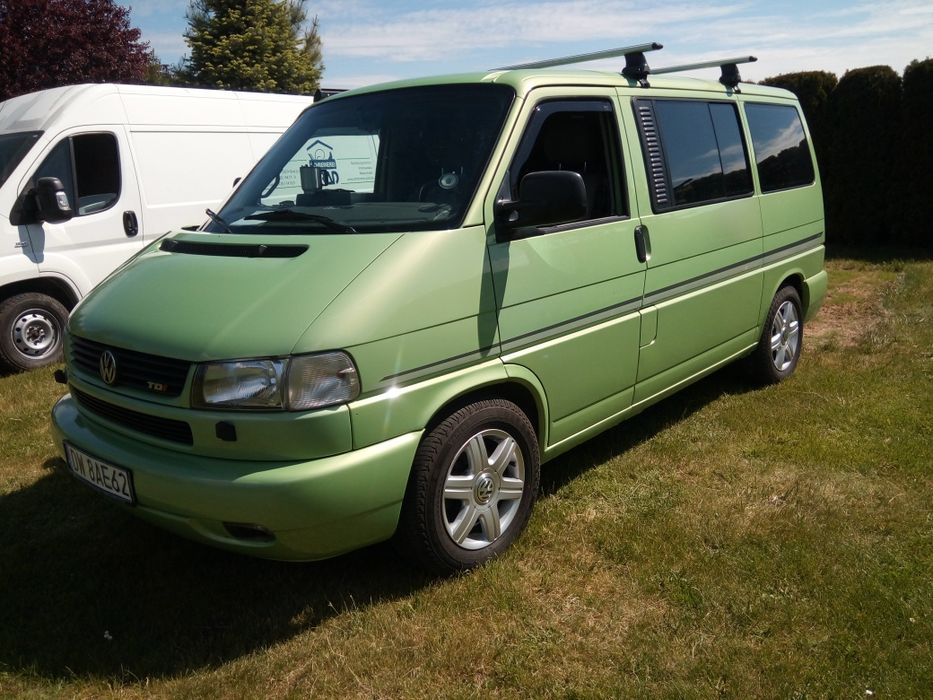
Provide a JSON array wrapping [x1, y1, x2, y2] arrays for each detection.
[[634, 225, 649, 263], [123, 210, 139, 237]]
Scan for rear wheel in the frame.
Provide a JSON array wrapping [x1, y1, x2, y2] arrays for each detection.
[[0, 293, 69, 372], [750, 286, 803, 384], [396, 399, 540, 574]]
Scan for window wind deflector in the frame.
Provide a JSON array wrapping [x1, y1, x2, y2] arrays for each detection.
[[245, 208, 357, 233], [159, 239, 308, 258]]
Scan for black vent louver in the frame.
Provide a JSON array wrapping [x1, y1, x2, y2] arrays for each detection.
[[634, 101, 670, 208]]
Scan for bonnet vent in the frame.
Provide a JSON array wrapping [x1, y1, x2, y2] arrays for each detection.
[[160, 239, 308, 258]]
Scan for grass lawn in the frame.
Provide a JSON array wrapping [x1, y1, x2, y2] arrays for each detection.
[[0, 257, 930, 698]]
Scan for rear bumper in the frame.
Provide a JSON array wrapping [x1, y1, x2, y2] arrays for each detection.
[[803, 269, 829, 321], [51, 394, 420, 561]]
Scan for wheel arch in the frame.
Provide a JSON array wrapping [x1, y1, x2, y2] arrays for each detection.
[[0, 276, 79, 310], [759, 269, 805, 327], [422, 374, 548, 456]]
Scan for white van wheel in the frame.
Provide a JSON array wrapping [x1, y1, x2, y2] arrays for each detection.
[[396, 399, 540, 574], [750, 286, 803, 384], [0, 293, 68, 372]]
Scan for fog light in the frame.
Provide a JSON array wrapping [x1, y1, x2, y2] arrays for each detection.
[[223, 522, 275, 543]]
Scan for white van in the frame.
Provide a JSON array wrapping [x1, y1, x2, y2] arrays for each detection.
[[0, 83, 314, 371]]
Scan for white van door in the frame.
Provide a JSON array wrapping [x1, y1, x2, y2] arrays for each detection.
[[20, 127, 144, 295]]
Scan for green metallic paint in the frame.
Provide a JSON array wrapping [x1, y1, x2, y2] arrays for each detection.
[[302, 225, 500, 392], [803, 270, 828, 321], [50, 67, 828, 563], [52, 394, 419, 560], [69, 231, 403, 362], [66, 374, 353, 461], [349, 359, 509, 450]]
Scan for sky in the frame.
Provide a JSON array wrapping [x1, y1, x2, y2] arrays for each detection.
[[122, 0, 933, 89]]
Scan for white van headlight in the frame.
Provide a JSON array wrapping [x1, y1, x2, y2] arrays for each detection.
[[194, 352, 359, 410]]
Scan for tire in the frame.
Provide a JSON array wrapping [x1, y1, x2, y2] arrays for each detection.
[[750, 286, 803, 385], [0, 292, 69, 372], [396, 399, 540, 574]]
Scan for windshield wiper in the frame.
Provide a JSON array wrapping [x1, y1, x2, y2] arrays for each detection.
[[205, 208, 232, 232], [246, 208, 357, 233]]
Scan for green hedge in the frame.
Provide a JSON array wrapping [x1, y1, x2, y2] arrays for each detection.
[[900, 59, 933, 248], [762, 60, 931, 251]]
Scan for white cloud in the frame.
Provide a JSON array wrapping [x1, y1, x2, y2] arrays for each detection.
[[321, 1, 749, 61]]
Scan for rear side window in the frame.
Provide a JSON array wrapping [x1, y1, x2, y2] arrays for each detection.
[[634, 99, 752, 211], [744, 103, 815, 192], [34, 133, 121, 216]]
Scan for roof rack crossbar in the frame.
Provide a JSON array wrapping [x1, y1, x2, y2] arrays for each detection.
[[651, 55, 757, 89], [495, 42, 662, 72], [314, 88, 347, 101]]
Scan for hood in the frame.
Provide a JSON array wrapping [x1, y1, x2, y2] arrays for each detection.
[[70, 231, 401, 361]]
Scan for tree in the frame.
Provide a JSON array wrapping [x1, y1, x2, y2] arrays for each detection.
[[826, 65, 902, 247], [181, 0, 323, 94], [899, 58, 933, 248], [0, 0, 150, 102]]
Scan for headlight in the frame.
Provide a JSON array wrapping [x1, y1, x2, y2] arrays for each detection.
[[194, 352, 359, 410]]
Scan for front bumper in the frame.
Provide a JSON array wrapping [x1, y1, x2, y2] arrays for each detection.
[[51, 394, 421, 561]]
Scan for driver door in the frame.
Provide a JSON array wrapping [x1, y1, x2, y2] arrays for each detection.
[[21, 128, 144, 295]]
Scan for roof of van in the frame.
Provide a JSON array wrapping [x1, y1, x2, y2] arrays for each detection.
[[333, 69, 797, 101], [0, 83, 314, 135]]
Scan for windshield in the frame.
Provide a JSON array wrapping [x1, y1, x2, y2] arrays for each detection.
[[208, 84, 514, 234], [0, 131, 41, 188]]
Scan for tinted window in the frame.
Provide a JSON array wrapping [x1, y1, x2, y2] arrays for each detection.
[[34, 133, 121, 216], [508, 100, 625, 222], [709, 103, 753, 197], [651, 100, 752, 207], [745, 103, 815, 192], [0, 131, 41, 187]]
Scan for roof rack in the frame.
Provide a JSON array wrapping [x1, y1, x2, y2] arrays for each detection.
[[651, 55, 757, 90], [495, 42, 663, 85]]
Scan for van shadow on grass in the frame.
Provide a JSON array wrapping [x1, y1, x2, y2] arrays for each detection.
[[0, 365, 756, 683], [0, 463, 434, 682]]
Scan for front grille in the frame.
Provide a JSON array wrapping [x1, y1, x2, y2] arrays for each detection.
[[71, 336, 191, 397], [73, 387, 194, 445]]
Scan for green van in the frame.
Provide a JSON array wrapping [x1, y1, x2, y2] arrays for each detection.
[[51, 45, 827, 573]]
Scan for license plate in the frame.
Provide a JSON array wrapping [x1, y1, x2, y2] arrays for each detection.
[[65, 443, 135, 504]]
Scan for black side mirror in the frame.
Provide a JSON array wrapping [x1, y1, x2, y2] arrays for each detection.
[[35, 177, 74, 223], [494, 170, 587, 238]]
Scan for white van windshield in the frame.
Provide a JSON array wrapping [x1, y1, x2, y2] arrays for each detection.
[[0, 131, 41, 188], [209, 84, 514, 234]]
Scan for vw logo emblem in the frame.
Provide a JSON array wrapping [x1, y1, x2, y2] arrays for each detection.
[[99, 350, 118, 385], [474, 474, 495, 504]]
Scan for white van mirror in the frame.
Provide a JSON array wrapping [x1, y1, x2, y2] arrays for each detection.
[[35, 177, 74, 224]]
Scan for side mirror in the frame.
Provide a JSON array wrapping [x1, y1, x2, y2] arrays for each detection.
[[35, 177, 74, 223], [494, 170, 587, 238]]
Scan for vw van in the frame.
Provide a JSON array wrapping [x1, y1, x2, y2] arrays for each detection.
[[0, 83, 314, 372], [50, 45, 828, 573]]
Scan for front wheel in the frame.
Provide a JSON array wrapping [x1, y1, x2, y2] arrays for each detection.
[[396, 399, 540, 574], [749, 286, 803, 384], [0, 292, 69, 373]]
